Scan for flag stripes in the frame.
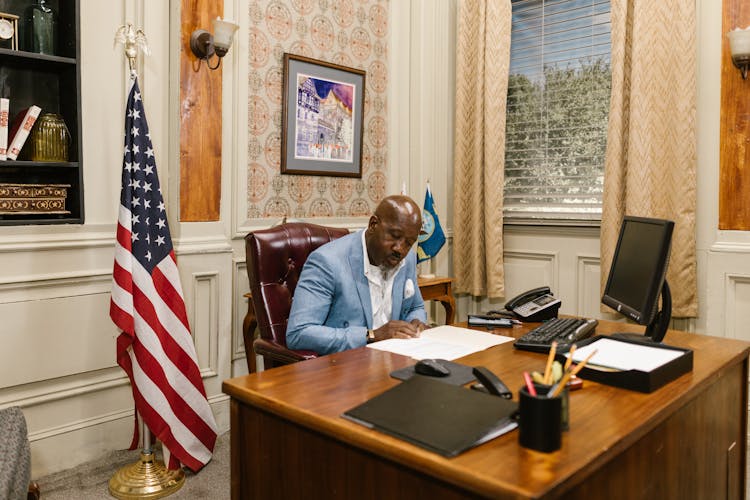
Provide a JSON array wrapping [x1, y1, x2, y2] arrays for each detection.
[[110, 77, 216, 472]]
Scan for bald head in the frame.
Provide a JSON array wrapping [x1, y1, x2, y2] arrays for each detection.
[[366, 195, 422, 269]]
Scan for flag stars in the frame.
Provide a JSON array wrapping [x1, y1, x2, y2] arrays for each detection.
[[143, 182, 152, 193], [145, 147, 154, 158], [132, 196, 141, 207], [157, 201, 165, 212], [156, 218, 166, 229], [145, 250, 152, 262], [131, 126, 139, 137], [131, 232, 139, 242], [134, 91, 142, 102], [144, 165, 154, 176], [155, 235, 166, 246]]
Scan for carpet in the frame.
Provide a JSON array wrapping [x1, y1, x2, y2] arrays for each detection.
[[34, 432, 229, 499]]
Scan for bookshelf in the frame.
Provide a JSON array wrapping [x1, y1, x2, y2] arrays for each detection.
[[0, 0, 82, 225]]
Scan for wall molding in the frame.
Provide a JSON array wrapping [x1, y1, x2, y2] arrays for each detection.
[[710, 242, 750, 254], [723, 273, 750, 339], [503, 249, 560, 293], [191, 271, 220, 375], [576, 255, 600, 317], [0, 229, 115, 253], [0, 270, 112, 302], [1, 368, 128, 409], [233, 261, 249, 361], [27, 392, 230, 443]]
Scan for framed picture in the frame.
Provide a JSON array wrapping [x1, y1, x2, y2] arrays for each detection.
[[281, 53, 366, 177]]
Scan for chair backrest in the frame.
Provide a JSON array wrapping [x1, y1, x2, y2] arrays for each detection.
[[245, 222, 349, 347]]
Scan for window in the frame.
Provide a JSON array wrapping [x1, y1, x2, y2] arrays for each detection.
[[504, 0, 611, 223]]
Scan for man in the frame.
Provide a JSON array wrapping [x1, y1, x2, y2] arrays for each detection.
[[286, 195, 429, 355]]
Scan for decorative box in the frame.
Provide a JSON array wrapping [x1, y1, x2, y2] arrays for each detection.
[[0, 183, 70, 214]]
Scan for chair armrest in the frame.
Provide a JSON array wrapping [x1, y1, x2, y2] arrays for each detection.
[[253, 338, 318, 366]]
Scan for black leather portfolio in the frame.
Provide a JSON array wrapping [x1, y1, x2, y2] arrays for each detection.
[[342, 376, 518, 457]]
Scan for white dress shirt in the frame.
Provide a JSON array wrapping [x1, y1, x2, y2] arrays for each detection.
[[361, 230, 405, 329]]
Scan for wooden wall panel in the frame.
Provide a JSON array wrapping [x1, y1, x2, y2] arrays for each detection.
[[720, 0, 750, 229], [179, 0, 223, 221]]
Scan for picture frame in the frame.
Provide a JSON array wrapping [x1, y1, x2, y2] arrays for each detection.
[[281, 53, 366, 178]]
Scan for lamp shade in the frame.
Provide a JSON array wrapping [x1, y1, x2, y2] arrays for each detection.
[[212, 17, 238, 51], [727, 26, 750, 59]]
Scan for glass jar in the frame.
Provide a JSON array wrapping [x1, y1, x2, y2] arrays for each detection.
[[24, 0, 56, 55], [29, 113, 70, 161]]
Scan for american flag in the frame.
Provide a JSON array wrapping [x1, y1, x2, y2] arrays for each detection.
[[110, 78, 217, 472]]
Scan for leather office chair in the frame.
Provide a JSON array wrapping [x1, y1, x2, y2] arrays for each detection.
[[245, 222, 349, 370]]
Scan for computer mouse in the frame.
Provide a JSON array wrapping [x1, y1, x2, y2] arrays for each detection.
[[414, 359, 451, 377]]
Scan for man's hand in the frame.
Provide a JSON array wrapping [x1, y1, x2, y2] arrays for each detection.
[[410, 319, 430, 333], [373, 320, 422, 341]]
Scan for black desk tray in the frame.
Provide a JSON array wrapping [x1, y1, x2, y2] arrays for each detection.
[[555, 335, 693, 393]]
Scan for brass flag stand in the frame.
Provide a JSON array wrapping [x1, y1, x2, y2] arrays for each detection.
[[108, 426, 185, 499], [108, 24, 184, 500]]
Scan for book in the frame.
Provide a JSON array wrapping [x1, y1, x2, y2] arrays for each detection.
[[7, 105, 42, 160], [0, 98, 8, 160]]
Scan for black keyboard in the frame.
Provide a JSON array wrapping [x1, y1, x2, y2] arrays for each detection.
[[513, 317, 598, 353]]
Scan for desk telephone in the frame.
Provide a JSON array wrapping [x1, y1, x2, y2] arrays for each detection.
[[505, 286, 561, 322]]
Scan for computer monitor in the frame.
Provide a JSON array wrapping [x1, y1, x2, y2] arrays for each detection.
[[601, 215, 674, 343]]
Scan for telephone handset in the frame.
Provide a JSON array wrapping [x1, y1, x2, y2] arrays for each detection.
[[505, 286, 561, 322]]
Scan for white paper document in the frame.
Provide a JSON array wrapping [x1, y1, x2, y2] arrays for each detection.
[[568, 338, 684, 372], [366, 325, 513, 360]]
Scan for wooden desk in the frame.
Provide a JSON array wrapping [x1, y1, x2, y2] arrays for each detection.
[[242, 277, 456, 372], [417, 276, 456, 324], [224, 322, 749, 498]]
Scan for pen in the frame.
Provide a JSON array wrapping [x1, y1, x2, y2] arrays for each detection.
[[543, 341, 557, 385], [523, 371, 537, 396], [563, 344, 576, 372]]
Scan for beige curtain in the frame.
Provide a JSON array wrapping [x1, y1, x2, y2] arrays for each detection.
[[601, 0, 697, 317], [452, 0, 512, 299]]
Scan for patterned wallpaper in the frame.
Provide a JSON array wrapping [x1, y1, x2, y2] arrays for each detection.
[[247, 0, 389, 219]]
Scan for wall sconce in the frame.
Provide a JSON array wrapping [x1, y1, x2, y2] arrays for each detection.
[[727, 26, 750, 80], [190, 17, 238, 70]]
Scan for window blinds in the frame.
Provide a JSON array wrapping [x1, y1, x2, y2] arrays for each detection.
[[504, 0, 611, 223]]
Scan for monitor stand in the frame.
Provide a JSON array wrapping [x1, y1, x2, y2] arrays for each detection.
[[610, 281, 672, 344]]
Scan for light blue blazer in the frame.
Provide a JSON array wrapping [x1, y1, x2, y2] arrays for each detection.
[[286, 230, 427, 355]]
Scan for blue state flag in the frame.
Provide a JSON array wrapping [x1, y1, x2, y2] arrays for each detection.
[[417, 184, 446, 263]]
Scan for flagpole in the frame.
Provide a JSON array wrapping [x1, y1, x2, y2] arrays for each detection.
[[108, 24, 186, 500]]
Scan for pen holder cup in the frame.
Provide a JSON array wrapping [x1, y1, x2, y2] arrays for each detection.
[[532, 382, 569, 431], [518, 385, 563, 453]]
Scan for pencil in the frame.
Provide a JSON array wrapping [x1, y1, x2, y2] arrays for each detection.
[[570, 349, 598, 377], [543, 341, 558, 385], [563, 344, 576, 372], [548, 370, 573, 398]]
